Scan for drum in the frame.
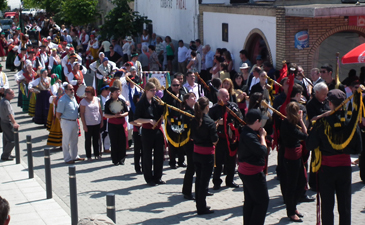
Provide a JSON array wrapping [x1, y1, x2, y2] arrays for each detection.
[[76, 84, 86, 98], [109, 99, 124, 114]]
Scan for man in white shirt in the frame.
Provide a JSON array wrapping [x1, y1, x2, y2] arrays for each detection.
[[183, 72, 204, 99], [311, 68, 323, 86], [177, 40, 188, 75], [248, 67, 261, 95], [201, 44, 214, 82], [62, 30, 72, 44], [79, 29, 89, 52]]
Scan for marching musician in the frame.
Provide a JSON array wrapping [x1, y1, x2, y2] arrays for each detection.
[[128, 93, 143, 174], [320, 64, 345, 92], [133, 82, 165, 186], [209, 88, 243, 190], [0, 64, 9, 99], [66, 61, 87, 104], [162, 78, 186, 169], [307, 89, 362, 225], [181, 92, 197, 200], [98, 85, 111, 155], [37, 45, 49, 70], [222, 78, 237, 103], [280, 102, 308, 223], [103, 86, 129, 165], [28, 69, 53, 126], [14, 60, 37, 112], [191, 96, 218, 215], [238, 109, 269, 225], [14, 47, 27, 70], [48, 48, 63, 81], [97, 57, 117, 94]]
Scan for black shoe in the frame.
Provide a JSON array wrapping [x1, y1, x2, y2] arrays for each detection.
[[170, 165, 177, 169], [155, 180, 166, 185], [206, 192, 214, 196], [135, 170, 142, 174], [183, 194, 195, 200], [178, 163, 187, 167], [226, 182, 239, 188], [147, 182, 156, 186], [1, 157, 14, 161], [289, 216, 303, 223], [299, 195, 315, 202], [113, 162, 119, 166], [296, 213, 304, 218], [213, 184, 220, 190], [197, 209, 214, 215], [8, 155, 15, 159]]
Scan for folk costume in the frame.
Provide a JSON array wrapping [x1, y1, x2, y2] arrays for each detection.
[[66, 62, 87, 104], [14, 64, 37, 112]]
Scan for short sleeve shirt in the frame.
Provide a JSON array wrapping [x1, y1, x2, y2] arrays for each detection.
[[80, 97, 101, 125], [0, 98, 13, 123], [56, 94, 79, 120], [101, 41, 111, 52]]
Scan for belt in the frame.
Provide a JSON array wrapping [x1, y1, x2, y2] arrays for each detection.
[[62, 118, 76, 121]]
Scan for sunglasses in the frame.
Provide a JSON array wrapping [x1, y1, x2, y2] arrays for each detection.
[[320, 70, 327, 73], [85, 91, 91, 93], [172, 84, 180, 87], [67, 88, 74, 91]]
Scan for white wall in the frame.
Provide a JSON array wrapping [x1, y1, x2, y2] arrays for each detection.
[[135, 0, 198, 42], [203, 12, 276, 71], [8, 0, 21, 10]]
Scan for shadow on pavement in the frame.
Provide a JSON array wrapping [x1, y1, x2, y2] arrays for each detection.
[[91, 172, 138, 183]]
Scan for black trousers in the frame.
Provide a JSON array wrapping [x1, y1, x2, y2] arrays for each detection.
[[182, 141, 195, 196], [308, 153, 317, 190], [141, 128, 164, 183], [194, 152, 214, 213], [319, 165, 352, 225], [108, 123, 126, 164], [277, 146, 287, 202], [84, 124, 101, 158], [239, 172, 269, 225], [360, 152, 365, 182], [284, 158, 306, 217], [100, 119, 109, 151], [213, 138, 236, 186], [168, 142, 185, 166], [133, 131, 143, 172]]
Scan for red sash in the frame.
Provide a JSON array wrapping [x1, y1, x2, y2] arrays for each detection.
[[238, 162, 264, 175], [284, 146, 303, 160], [23, 70, 36, 83], [322, 154, 351, 167], [194, 145, 215, 155]]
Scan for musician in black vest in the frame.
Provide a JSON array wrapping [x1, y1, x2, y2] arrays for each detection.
[[134, 82, 165, 186], [209, 88, 243, 190], [163, 78, 186, 169], [307, 89, 362, 225], [104, 87, 129, 165]]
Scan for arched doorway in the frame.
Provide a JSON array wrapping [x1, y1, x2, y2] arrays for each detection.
[[244, 29, 272, 65], [312, 31, 365, 81]]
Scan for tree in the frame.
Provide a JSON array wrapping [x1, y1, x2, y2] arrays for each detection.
[[59, 0, 99, 26], [0, 0, 7, 11], [100, 0, 151, 40], [23, 0, 62, 16]]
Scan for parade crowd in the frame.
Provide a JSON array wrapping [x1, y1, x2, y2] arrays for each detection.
[[1, 13, 365, 224]]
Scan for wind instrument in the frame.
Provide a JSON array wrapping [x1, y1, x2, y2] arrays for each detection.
[[261, 100, 302, 129], [265, 74, 282, 89], [194, 72, 210, 92], [161, 86, 182, 103]]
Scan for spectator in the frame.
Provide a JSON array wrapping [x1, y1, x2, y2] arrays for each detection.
[[239, 49, 252, 68], [80, 86, 103, 161], [139, 45, 149, 71], [79, 29, 89, 53], [148, 45, 161, 71], [141, 29, 149, 49], [195, 39, 202, 54], [177, 40, 188, 74], [0, 89, 19, 161], [202, 44, 214, 81], [0, 196, 10, 225], [165, 36, 174, 72], [112, 39, 123, 57], [150, 33, 157, 46], [98, 38, 111, 54], [106, 45, 123, 67], [263, 61, 276, 80], [156, 37, 165, 70], [56, 83, 85, 164]]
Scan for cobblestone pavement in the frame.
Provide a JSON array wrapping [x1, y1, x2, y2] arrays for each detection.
[[3, 63, 365, 224]]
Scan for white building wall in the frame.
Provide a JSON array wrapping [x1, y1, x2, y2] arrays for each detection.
[[203, 12, 277, 71], [135, 0, 198, 42]]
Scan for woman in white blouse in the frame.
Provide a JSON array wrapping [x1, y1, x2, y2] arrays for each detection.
[[48, 48, 63, 81], [29, 69, 56, 126]]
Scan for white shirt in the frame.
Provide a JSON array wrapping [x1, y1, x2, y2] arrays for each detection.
[[37, 52, 48, 70], [14, 70, 36, 82], [0, 72, 9, 89], [14, 54, 26, 67], [66, 66, 87, 86], [87, 40, 99, 51], [249, 76, 260, 92], [28, 77, 56, 95], [178, 46, 188, 63], [48, 55, 61, 70], [183, 82, 204, 99], [62, 53, 82, 68], [79, 33, 89, 45]]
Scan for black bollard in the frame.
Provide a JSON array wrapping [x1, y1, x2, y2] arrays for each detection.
[[14, 127, 20, 164], [26, 135, 34, 179], [69, 166, 78, 225], [44, 148, 52, 199], [106, 193, 116, 223]]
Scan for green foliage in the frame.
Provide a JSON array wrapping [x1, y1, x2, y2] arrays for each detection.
[[100, 0, 151, 40], [60, 0, 99, 26], [22, 0, 62, 16], [0, 0, 7, 11]]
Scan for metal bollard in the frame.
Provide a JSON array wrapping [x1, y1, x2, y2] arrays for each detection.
[[44, 148, 52, 199], [26, 135, 34, 179], [106, 193, 116, 223], [14, 127, 20, 164], [69, 166, 78, 225]]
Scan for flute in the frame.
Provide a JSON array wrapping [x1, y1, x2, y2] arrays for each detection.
[[125, 76, 195, 118], [161, 86, 182, 103], [265, 74, 282, 89], [330, 85, 365, 116], [218, 100, 246, 125], [195, 72, 210, 92], [261, 100, 302, 130]]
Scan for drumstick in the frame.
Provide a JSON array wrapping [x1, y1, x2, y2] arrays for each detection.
[[125, 75, 195, 118], [161, 86, 182, 103], [261, 100, 302, 130]]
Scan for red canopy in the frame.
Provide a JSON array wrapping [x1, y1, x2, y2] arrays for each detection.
[[342, 43, 365, 64]]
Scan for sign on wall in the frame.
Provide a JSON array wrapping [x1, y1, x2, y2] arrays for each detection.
[[348, 16, 365, 27], [222, 23, 228, 42], [160, 0, 173, 8], [295, 30, 309, 49]]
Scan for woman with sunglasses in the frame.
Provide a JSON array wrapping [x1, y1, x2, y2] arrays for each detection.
[[134, 82, 165, 186], [106, 45, 123, 67], [80, 86, 103, 161]]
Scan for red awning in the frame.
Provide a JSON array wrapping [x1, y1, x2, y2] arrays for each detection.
[[342, 43, 365, 64]]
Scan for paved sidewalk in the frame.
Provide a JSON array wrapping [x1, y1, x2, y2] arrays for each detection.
[[0, 160, 71, 225], [1, 62, 365, 224]]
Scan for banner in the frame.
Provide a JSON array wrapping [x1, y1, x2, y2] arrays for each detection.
[[143, 71, 171, 88]]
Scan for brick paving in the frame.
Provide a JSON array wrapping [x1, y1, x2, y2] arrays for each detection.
[[2, 63, 365, 224]]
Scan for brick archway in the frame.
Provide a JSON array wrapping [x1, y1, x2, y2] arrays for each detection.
[[244, 28, 273, 64], [307, 25, 365, 71]]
